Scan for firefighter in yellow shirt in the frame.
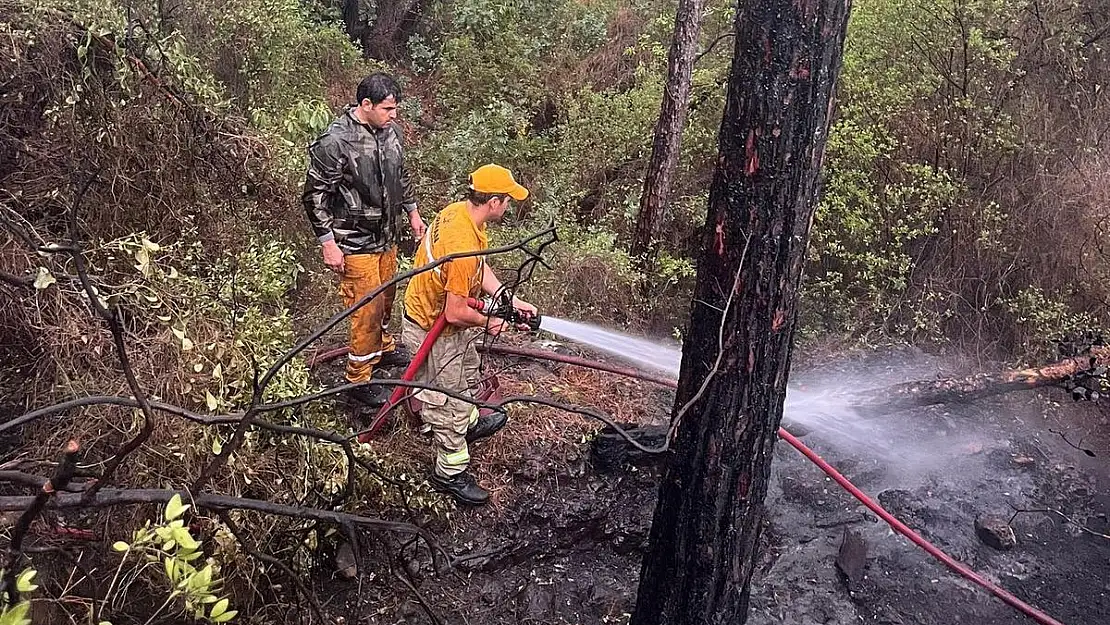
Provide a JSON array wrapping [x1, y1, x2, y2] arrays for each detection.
[[403, 164, 537, 505]]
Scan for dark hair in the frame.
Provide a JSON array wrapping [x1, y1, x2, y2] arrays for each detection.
[[356, 73, 401, 105], [467, 189, 509, 205]]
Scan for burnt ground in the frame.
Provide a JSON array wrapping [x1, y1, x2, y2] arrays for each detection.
[[319, 344, 1110, 625]]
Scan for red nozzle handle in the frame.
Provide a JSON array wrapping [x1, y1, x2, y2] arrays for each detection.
[[466, 297, 483, 311]]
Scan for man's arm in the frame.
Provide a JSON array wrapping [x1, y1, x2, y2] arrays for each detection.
[[439, 258, 505, 333], [302, 141, 346, 273], [444, 292, 506, 334]]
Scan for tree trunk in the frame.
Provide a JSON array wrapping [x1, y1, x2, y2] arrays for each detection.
[[630, 0, 851, 622], [630, 0, 707, 261], [361, 0, 422, 61], [341, 0, 368, 44]]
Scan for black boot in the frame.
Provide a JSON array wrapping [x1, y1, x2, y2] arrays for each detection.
[[346, 385, 388, 409], [428, 470, 489, 505], [377, 345, 413, 369], [466, 411, 508, 444]]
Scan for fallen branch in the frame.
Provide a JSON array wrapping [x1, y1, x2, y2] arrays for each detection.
[[851, 346, 1110, 416], [1, 439, 80, 605], [0, 395, 409, 513], [0, 471, 87, 493], [0, 270, 33, 288], [0, 489, 443, 556]]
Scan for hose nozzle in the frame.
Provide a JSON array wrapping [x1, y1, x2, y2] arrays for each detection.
[[467, 294, 540, 332]]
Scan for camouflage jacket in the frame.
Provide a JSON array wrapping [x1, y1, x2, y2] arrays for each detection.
[[301, 107, 418, 255]]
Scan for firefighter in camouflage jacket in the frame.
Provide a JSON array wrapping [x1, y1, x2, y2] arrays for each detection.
[[302, 73, 426, 411]]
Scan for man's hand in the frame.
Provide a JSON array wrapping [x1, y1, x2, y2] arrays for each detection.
[[409, 210, 427, 240], [512, 297, 538, 319], [322, 240, 345, 274], [484, 318, 509, 336]]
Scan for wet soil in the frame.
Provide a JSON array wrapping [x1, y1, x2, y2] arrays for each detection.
[[324, 345, 1109, 625]]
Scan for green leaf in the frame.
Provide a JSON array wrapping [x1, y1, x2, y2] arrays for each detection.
[[211, 438, 223, 455], [112, 541, 130, 552], [164, 493, 190, 521], [173, 527, 199, 551], [210, 598, 229, 618], [212, 610, 238, 623], [0, 601, 31, 625], [33, 267, 56, 290], [205, 390, 218, 411], [196, 564, 213, 588], [15, 569, 37, 593]]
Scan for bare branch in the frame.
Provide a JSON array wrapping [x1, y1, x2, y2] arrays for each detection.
[[393, 562, 445, 625], [667, 230, 752, 442], [1, 396, 224, 433], [694, 31, 735, 65], [1048, 429, 1098, 458], [0, 489, 443, 553], [22, 172, 160, 498], [1, 439, 80, 605], [0, 270, 34, 288]]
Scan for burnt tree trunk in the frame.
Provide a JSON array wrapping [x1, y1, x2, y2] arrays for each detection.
[[630, 0, 851, 621], [630, 0, 707, 261]]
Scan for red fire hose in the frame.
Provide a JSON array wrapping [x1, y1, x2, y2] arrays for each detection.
[[356, 314, 449, 443], [353, 298, 495, 442], [314, 340, 1065, 625]]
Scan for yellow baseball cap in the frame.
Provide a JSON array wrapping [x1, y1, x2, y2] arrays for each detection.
[[469, 164, 529, 201]]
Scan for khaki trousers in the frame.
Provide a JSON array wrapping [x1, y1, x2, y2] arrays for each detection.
[[402, 318, 480, 477], [339, 248, 398, 384]]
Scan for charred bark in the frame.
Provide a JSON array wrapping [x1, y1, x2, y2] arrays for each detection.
[[630, 0, 707, 261], [630, 0, 851, 622]]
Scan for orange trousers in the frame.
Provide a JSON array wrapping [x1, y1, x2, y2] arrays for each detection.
[[339, 247, 398, 384]]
